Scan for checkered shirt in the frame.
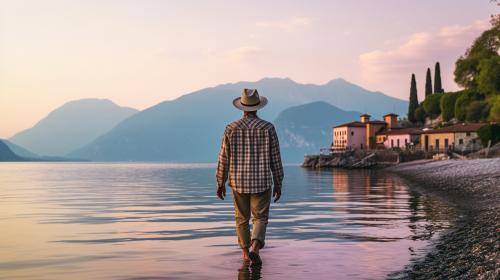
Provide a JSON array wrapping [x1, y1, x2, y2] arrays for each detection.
[[216, 115, 284, 194]]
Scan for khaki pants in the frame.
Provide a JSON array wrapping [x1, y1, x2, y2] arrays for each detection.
[[231, 188, 271, 249]]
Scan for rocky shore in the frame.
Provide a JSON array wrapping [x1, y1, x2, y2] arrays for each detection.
[[302, 149, 426, 169], [386, 159, 500, 279]]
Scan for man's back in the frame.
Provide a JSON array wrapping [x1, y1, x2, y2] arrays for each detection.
[[216, 89, 283, 265], [216, 114, 283, 194]]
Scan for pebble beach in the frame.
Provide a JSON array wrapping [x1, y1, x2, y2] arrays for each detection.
[[387, 158, 500, 279]]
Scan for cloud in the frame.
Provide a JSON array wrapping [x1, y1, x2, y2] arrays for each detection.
[[358, 19, 490, 99], [256, 16, 311, 32], [226, 46, 263, 63]]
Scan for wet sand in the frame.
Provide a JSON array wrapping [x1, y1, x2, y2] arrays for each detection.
[[386, 159, 500, 279]]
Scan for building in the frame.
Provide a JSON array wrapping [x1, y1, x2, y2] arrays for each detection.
[[332, 120, 366, 151], [378, 128, 422, 149], [364, 114, 387, 150], [332, 114, 395, 151], [420, 123, 486, 152]]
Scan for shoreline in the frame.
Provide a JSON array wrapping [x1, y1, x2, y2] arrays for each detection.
[[385, 158, 500, 279]]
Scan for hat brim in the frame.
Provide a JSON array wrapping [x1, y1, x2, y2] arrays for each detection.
[[232, 96, 268, 111]]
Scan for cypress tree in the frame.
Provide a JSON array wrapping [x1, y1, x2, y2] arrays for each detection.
[[425, 68, 432, 97], [434, 62, 444, 93], [408, 74, 419, 123]]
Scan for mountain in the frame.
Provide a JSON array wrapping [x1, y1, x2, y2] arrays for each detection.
[[0, 140, 24, 161], [2, 139, 39, 158], [274, 102, 361, 162], [9, 99, 138, 156], [70, 78, 406, 162], [217, 78, 407, 119]]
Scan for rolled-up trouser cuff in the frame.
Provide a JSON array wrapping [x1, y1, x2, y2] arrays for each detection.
[[251, 221, 267, 248]]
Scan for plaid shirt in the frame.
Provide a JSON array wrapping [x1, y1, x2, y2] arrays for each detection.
[[216, 115, 284, 194]]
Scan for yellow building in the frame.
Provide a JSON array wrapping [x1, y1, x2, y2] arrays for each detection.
[[421, 123, 486, 152]]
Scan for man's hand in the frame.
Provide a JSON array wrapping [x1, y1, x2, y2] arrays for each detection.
[[273, 186, 282, 203], [217, 185, 226, 200]]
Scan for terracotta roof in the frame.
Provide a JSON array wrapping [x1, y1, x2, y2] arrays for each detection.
[[334, 119, 388, 128], [377, 128, 422, 136], [368, 120, 386, 125], [383, 113, 399, 117], [360, 114, 371, 117], [423, 123, 487, 134], [334, 121, 366, 128]]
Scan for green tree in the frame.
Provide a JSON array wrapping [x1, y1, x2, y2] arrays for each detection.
[[423, 92, 443, 117], [440, 92, 458, 121], [454, 16, 499, 89], [465, 100, 490, 122], [454, 90, 484, 121], [488, 95, 500, 122], [478, 123, 500, 146], [414, 106, 426, 123], [434, 62, 444, 93], [425, 68, 433, 97], [477, 56, 500, 95], [408, 74, 419, 123]]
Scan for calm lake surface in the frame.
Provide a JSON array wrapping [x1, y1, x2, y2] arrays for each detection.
[[0, 163, 456, 280]]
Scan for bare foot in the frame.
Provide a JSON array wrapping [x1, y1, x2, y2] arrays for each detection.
[[242, 248, 250, 261], [251, 240, 261, 254], [249, 240, 262, 265]]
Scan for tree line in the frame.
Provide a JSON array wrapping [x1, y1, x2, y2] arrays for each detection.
[[407, 15, 499, 124]]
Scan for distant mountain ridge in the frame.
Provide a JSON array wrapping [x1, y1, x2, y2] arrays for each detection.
[[70, 78, 407, 162], [9, 99, 138, 156], [0, 140, 24, 161], [274, 101, 361, 162], [216, 78, 406, 119], [2, 139, 39, 158]]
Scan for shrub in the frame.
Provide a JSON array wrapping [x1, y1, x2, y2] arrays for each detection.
[[422, 92, 443, 117], [478, 124, 500, 146], [440, 92, 458, 121]]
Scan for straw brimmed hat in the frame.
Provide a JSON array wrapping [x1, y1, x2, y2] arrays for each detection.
[[232, 88, 268, 111]]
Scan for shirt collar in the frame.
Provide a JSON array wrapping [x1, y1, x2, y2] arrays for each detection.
[[244, 114, 258, 119]]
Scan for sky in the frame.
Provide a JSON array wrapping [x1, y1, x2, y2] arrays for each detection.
[[1, 0, 498, 138]]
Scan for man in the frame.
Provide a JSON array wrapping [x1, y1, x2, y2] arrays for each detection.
[[216, 88, 284, 266]]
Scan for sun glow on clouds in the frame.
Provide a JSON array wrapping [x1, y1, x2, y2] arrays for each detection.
[[359, 19, 490, 99]]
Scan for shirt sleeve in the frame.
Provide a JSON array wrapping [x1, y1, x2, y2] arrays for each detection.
[[269, 125, 284, 187], [216, 127, 230, 189]]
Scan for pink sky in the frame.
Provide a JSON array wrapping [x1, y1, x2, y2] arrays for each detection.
[[1, 0, 497, 138]]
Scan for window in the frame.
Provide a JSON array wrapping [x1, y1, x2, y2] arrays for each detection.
[[360, 144, 363, 149], [459, 139, 463, 145], [351, 131, 354, 136], [405, 139, 408, 146], [435, 139, 440, 150], [391, 139, 394, 148], [466, 132, 471, 137], [397, 139, 400, 147]]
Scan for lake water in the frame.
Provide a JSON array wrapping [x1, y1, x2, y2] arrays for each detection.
[[0, 163, 456, 280]]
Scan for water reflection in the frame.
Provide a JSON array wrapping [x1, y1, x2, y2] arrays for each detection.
[[0, 163, 456, 280], [238, 261, 262, 280]]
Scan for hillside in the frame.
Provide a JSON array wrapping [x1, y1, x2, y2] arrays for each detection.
[[9, 99, 138, 156], [2, 139, 39, 158], [274, 101, 361, 162], [0, 140, 24, 161]]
